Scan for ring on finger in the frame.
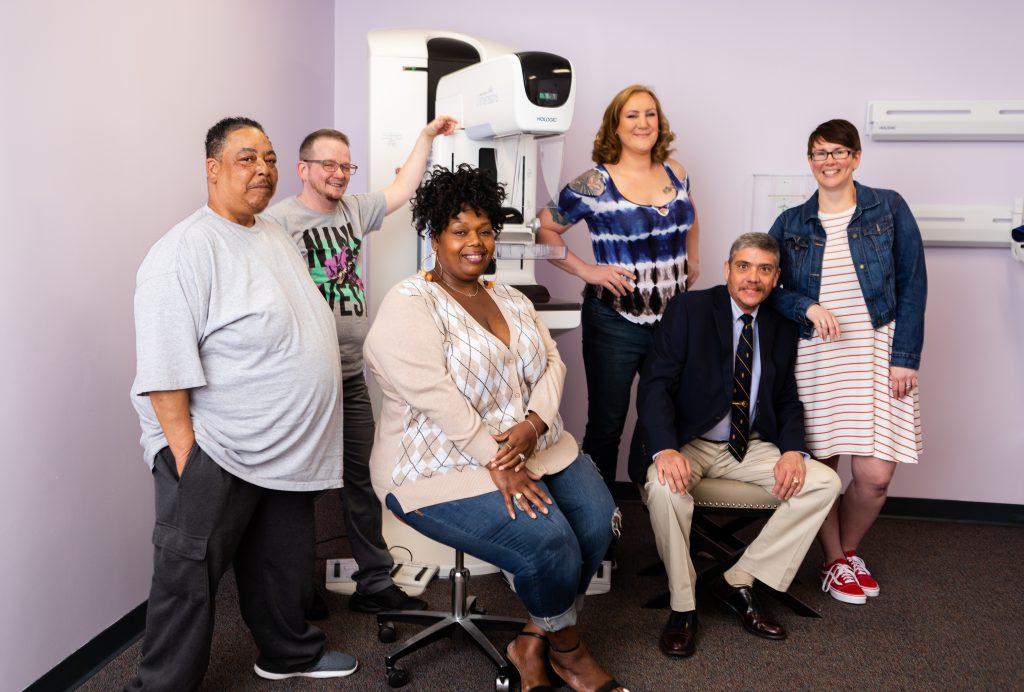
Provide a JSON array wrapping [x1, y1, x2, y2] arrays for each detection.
[[791, 477, 800, 485], [513, 492, 523, 500], [517, 453, 526, 462]]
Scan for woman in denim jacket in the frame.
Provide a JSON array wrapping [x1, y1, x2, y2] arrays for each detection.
[[768, 119, 926, 606]]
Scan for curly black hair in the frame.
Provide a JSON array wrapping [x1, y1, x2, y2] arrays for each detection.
[[411, 164, 507, 240]]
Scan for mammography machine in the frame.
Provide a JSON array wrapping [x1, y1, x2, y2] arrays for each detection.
[[365, 28, 581, 338]]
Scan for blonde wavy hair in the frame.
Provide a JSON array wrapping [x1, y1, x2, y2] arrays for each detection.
[[591, 85, 675, 165]]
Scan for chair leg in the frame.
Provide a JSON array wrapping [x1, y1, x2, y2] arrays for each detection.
[[460, 617, 515, 668], [757, 582, 822, 618], [468, 613, 528, 634], [384, 616, 463, 667], [380, 548, 526, 687], [378, 608, 452, 627]]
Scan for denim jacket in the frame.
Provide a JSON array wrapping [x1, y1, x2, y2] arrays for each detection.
[[768, 181, 927, 370]]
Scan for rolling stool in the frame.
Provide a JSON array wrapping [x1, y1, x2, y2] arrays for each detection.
[[377, 547, 526, 689]]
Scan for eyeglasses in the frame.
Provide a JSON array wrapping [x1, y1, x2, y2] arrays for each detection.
[[808, 148, 854, 162], [302, 159, 358, 174]]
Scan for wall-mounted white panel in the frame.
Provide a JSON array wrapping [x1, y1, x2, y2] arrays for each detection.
[[867, 100, 1024, 141], [912, 203, 1016, 247]]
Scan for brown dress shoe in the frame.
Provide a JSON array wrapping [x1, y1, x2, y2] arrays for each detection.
[[659, 610, 698, 657], [711, 577, 786, 640]]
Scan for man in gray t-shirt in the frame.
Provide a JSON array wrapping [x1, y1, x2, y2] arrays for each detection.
[[127, 118, 357, 689], [266, 117, 455, 614]]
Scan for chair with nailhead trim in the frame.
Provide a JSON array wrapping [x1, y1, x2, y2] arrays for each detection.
[[641, 478, 821, 617]]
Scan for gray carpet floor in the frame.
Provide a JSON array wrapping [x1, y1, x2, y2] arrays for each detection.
[[79, 498, 1024, 691]]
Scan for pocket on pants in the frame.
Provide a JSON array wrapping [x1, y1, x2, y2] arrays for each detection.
[[152, 522, 210, 600], [153, 522, 208, 560]]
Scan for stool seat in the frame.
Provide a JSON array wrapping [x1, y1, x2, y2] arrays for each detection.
[[690, 478, 779, 509]]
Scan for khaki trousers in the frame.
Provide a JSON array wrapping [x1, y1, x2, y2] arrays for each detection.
[[641, 438, 840, 612]]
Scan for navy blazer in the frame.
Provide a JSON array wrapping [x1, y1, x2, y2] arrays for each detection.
[[633, 285, 806, 484]]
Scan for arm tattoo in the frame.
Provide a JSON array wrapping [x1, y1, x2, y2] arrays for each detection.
[[568, 169, 605, 197], [546, 201, 570, 226]]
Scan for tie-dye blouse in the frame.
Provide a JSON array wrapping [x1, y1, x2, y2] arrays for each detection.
[[556, 163, 695, 324]]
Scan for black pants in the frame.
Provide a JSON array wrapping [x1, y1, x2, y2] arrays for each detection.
[[340, 372, 394, 594], [127, 446, 324, 692]]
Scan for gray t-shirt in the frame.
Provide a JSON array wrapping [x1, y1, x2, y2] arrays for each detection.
[[265, 193, 386, 376], [131, 206, 344, 491]]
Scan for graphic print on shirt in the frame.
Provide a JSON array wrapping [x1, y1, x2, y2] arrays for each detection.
[[300, 223, 364, 317]]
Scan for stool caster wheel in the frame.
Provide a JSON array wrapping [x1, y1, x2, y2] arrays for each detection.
[[386, 666, 408, 688], [377, 621, 397, 643], [495, 673, 512, 692]]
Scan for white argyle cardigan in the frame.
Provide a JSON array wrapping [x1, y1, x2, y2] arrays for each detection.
[[365, 276, 578, 512]]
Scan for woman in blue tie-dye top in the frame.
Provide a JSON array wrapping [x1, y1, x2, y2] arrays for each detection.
[[537, 84, 701, 490]]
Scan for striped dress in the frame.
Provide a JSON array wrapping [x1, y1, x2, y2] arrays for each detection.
[[794, 207, 922, 464]]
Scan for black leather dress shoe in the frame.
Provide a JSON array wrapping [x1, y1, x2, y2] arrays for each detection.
[[659, 610, 698, 657], [711, 577, 786, 640]]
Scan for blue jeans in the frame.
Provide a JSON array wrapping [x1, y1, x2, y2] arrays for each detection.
[[386, 453, 615, 632], [581, 296, 656, 487]]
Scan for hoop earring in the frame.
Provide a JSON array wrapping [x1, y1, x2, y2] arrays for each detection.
[[419, 252, 438, 282]]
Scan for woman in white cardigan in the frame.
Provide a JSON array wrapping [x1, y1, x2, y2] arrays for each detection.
[[365, 165, 626, 692]]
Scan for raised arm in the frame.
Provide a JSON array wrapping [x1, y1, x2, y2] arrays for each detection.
[[381, 116, 458, 214]]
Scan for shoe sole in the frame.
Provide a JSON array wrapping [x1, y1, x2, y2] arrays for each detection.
[[253, 662, 358, 680], [825, 586, 867, 605], [659, 642, 696, 658], [860, 585, 880, 597]]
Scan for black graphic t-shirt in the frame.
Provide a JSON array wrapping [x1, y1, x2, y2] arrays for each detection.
[[265, 192, 387, 375]]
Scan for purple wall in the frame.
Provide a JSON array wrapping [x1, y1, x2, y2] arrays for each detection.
[[2, 0, 1020, 687], [335, 1, 1024, 503], [0, 1, 335, 688]]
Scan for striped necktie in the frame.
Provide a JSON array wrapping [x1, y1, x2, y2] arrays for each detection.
[[729, 314, 754, 461]]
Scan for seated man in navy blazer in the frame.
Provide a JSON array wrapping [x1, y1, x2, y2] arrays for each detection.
[[636, 232, 839, 658]]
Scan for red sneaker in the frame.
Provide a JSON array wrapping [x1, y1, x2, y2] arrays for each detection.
[[845, 551, 880, 597], [821, 559, 867, 604]]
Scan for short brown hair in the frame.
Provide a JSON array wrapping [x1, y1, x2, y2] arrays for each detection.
[[807, 119, 861, 156], [299, 128, 350, 160], [591, 85, 675, 165], [728, 232, 779, 264]]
